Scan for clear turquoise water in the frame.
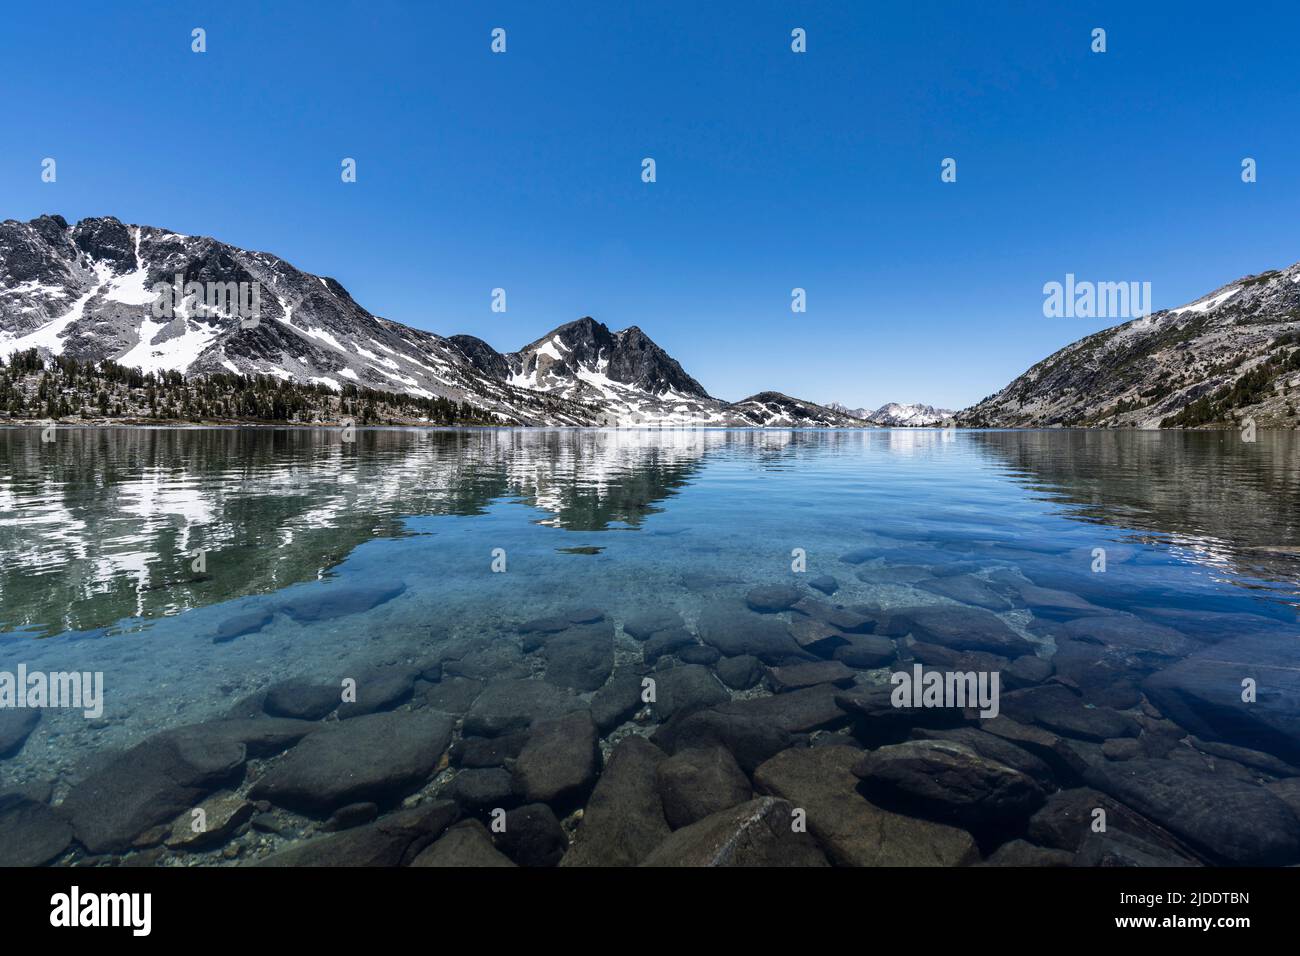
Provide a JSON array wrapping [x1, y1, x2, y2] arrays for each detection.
[[1, 426, 1298, 782]]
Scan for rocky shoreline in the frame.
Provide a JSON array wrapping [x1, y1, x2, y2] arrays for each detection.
[[3, 568, 1300, 868]]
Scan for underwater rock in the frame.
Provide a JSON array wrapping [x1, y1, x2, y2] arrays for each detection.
[[656, 745, 752, 830], [890, 606, 1035, 658], [787, 617, 850, 657], [211, 608, 274, 644], [745, 584, 803, 613], [0, 708, 40, 759], [980, 839, 1072, 866], [854, 739, 1046, 831], [831, 634, 896, 669], [648, 665, 729, 721], [1071, 828, 1200, 867], [1143, 632, 1300, 766], [621, 608, 683, 640], [462, 678, 585, 737], [807, 574, 839, 595], [64, 724, 250, 854], [0, 791, 72, 866], [542, 626, 615, 693], [642, 626, 698, 665], [423, 676, 484, 716], [1084, 758, 1300, 866], [446, 768, 518, 814], [495, 803, 568, 867], [714, 654, 764, 690], [452, 732, 529, 768], [254, 800, 458, 867], [411, 819, 517, 867], [678, 644, 721, 666], [165, 791, 254, 850], [250, 711, 452, 815], [590, 670, 645, 732], [336, 666, 416, 719], [1060, 614, 1194, 659], [512, 711, 600, 809], [1026, 787, 1200, 860], [562, 736, 670, 867], [999, 684, 1139, 743], [696, 604, 810, 664], [651, 707, 793, 775], [918, 575, 1016, 612], [912, 727, 1057, 791], [263, 679, 340, 721], [640, 796, 830, 867], [754, 745, 979, 867], [715, 683, 849, 735], [279, 583, 406, 624], [767, 660, 856, 692]]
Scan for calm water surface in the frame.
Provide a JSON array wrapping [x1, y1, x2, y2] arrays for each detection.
[[1, 427, 1298, 782]]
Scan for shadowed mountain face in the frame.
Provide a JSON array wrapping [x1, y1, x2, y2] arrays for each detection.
[[0, 215, 861, 427], [960, 263, 1300, 429]]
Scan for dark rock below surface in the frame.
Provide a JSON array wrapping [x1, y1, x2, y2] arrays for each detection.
[[889, 606, 1034, 657], [263, 679, 339, 721], [853, 739, 1046, 831], [754, 746, 979, 866], [336, 667, 415, 719], [495, 803, 568, 867], [1084, 758, 1300, 865], [543, 625, 615, 692], [656, 746, 752, 830], [446, 768, 517, 814], [562, 737, 670, 867], [697, 605, 810, 664], [0, 792, 73, 866], [640, 796, 830, 867], [1143, 633, 1300, 766], [65, 718, 316, 854], [462, 678, 585, 737], [591, 671, 645, 732], [649, 665, 729, 721], [999, 685, 1139, 742], [250, 711, 451, 815], [411, 819, 517, 867], [745, 584, 803, 613], [0, 709, 41, 759], [255, 800, 458, 867], [512, 711, 600, 809], [715, 654, 764, 690]]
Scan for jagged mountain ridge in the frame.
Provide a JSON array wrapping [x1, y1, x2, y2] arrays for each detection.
[[0, 215, 862, 427], [829, 401, 956, 426], [959, 263, 1300, 429]]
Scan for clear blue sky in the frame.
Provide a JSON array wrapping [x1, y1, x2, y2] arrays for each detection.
[[2, 1, 1297, 410]]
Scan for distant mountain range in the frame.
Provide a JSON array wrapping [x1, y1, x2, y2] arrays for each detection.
[[13, 215, 1290, 432], [828, 401, 956, 427], [961, 263, 1300, 429], [0, 215, 875, 427]]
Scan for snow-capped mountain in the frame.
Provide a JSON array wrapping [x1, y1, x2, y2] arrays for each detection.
[[0, 215, 598, 425], [828, 401, 954, 426], [0, 215, 869, 428], [959, 263, 1300, 429]]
